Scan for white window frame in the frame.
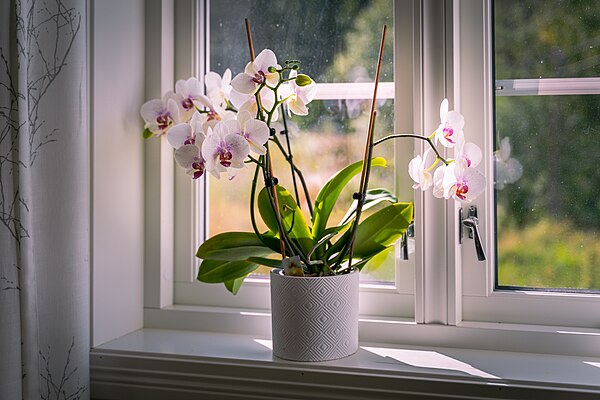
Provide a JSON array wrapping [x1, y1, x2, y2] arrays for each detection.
[[455, 0, 600, 330], [91, 0, 600, 357]]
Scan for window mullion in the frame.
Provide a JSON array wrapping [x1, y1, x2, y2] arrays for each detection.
[[416, 0, 450, 325], [496, 77, 600, 96]]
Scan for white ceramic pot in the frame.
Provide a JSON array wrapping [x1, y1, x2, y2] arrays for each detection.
[[270, 268, 359, 362]]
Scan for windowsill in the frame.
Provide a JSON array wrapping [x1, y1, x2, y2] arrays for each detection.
[[91, 328, 600, 399]]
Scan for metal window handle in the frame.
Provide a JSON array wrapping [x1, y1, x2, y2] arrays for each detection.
[[459, 206, 486, 261], [401, 222, 414, 260]]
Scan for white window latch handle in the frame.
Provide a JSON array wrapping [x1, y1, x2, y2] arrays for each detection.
[[459, 206, 486, 261]]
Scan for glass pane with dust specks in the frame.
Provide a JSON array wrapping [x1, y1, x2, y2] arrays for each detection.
[[494, 0, 600, 290]]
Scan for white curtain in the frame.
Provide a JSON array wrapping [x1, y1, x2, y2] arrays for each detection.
[[0, 0, 89, 399]]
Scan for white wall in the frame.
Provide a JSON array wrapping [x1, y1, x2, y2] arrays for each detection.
[[92, 0, 146, 347]]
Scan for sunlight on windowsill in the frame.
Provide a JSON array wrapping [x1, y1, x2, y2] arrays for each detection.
[[253, 339, 500, 379], [361, 347, 500, 379]]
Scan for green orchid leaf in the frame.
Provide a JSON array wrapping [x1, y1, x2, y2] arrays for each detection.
[[339, 188, 398, 226], [196, 232, 273, 261], [197, 259, 259, 283], [324, 227, 353, 261], [352, 202, 413, 258], [312, 157, 387, 241], [325, 202, 413, 262], [307, 230, 340, 259], [224, 275, 248, 295], [360, 246, 395, 280], [259, 232, 283, 254], [350, 257, 370, 271], [143, 128, 154, 139], [246, 256, 283, 268], [257, 185, 312, 255]]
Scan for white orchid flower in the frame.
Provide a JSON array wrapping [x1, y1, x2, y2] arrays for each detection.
[[456, 141, 483, 168], [231, 49, 280, 95], [441, 159, 486, 202], [140, 91, 182, 136], [432, 164, 448, 198], [435, 99, 465, 148], [495, 137, 523, 190], [282, 70, 316, 116], [205, 69, 232, 108], [408, 149, 435, 191], [167, 114, 207, 179], [194, 94, 235, 133], [201, 122, 249, 179], [175, 143, 207, 179], [223, 110, 270, 155], [229, 87, 277, 120], [174, 77, 204, 122]]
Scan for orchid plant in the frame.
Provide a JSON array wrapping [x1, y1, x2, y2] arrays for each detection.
[[141, 47, 485, 294]]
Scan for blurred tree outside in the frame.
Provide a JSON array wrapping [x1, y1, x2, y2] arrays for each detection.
[[495, 0, 600, 289]]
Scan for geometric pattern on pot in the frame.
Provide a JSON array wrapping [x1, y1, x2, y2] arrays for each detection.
[[270, 269, 359, 362]]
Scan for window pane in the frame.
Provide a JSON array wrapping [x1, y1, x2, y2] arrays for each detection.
[[495, 0, 600, 80], [209, 0, 394, 83], [495, 0, 600, 290]]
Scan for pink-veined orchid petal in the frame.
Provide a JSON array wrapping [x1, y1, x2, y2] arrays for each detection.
[[439, 98, 449, 125], [231, 72, 258, 95], [167, 123, 192, 149], [140, 99, 163, 123], [225, 133, 250, 164], [287, 98, 309, 116], [462, 142, 482, 168], [432, 164, 447, 198], [174, 144, 200, 169], [254, 49, 278, 73]]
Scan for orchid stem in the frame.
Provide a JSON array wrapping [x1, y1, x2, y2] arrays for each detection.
[[249, 161, 265, 245], [271, 135, 314, 217], [374, 133, 450, 165], [280, 104, 302, 211]]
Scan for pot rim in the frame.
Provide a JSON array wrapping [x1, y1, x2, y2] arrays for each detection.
[[270, 267, 359, 279]]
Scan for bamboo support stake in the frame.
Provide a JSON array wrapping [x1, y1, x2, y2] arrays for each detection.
[[244, 18, 287, 259], [245, 18, 255, 61], [347, 25, 387, 270]]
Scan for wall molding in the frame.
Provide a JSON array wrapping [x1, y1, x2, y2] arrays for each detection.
[[91, 347, 600, 400]]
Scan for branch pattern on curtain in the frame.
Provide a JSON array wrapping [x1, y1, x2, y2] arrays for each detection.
[[0, 0, 89, 399]]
